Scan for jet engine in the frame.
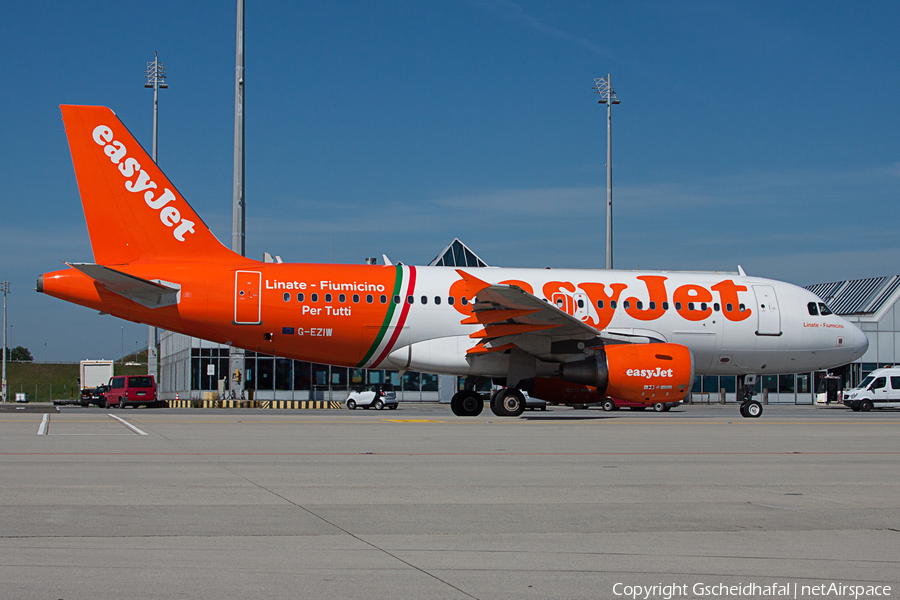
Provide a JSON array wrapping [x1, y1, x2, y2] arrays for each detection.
[[558, 343, 694, 404]]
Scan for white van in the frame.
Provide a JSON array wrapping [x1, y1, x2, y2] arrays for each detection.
[[843, 367, 900, 411]]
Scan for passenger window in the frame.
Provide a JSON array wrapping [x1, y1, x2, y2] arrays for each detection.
[[380, 295, 387, 304], [688, 302, 694, 311], [597, 300, 604, 309], [353, 294, 359, 303], [325, 294, 332, 302], [421, 296, 428, 305], [111, 377, 125, 389], [461, 297, 468, 305], [434, 296, 442, 305], [891, 377, 900, 389], [726, 303, 733, 312], [675, 302, 682, 310], [556, 298, 564, 308], [448, 297, 455, 306], [636, 301, 643, 310], [873, 377, 886, 390], [339, 294, 346, 303], [713, 303, 720, 312], [311, 293, 319, 302], [577, 299, 584, 308], [366, 294, 374, 304], [610, 300, 617, 309], [739, 303, 746, 312], [283, 292, 290, 302], [662, 302, 669, 310], [297, 293, 305, 302], [818, 303, 833, 316], [407, 295, 414, 304], [623, 301, 631, 309], [648, 301, 655, 310], [807, 302, 819, 316], [700, 303, 707, 311]]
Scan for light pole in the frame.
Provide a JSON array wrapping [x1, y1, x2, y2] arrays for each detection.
[[230, 0, 247, 401], [121, 326, 124, 368], [1, 281, 9, 402], [145, 53, 167, 381], [593, 75, 620, 270]]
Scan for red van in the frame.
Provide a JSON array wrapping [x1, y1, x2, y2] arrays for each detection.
[[105, 375, 158, 408]]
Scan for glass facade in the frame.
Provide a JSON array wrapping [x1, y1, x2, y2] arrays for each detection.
[[179, 344, 445, 401]]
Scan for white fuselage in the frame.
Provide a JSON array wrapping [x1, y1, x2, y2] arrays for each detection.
[[378, 267, 868, 378]]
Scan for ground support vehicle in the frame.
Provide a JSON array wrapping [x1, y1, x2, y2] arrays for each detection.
[[79, 384, 109, 407], [105, 375, 158, 408], [79, 360, 114, 407], [346, 384, 398, 410], [843, 367, 900, 411], [598, 397, 680, 412]]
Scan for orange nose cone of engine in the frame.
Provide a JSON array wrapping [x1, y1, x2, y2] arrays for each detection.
[[604, 343, 694, 403]]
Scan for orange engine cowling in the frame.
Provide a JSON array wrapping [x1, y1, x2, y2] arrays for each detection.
[[557, 343, 694, 404]]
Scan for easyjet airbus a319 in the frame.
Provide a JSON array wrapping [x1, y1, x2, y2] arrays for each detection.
[[38, 106, 868, 418]]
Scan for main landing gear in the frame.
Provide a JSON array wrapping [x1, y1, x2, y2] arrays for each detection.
[[489, 388, 527, 417], [449, 378, 528, 418], [738, 374, 763, 418], [450, 390, 484, 417]]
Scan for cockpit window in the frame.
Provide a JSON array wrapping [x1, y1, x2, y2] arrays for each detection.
[[818, 303, 833, 316], [807, 302, 819, 316]]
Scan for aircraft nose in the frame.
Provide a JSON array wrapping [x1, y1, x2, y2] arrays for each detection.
[[849, 323, 869, 361]]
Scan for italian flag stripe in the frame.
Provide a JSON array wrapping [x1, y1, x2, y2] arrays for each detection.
[[355, 265, 404, 367]]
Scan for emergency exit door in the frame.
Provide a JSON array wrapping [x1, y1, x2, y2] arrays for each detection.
[[235, 271, 262, 325]]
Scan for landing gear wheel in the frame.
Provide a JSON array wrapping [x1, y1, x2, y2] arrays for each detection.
[[601, 399, 616, 412], [740, 400, 763, 418], [860, 400, 873, 412], [491, 389, 526, 417], [652, 402, 666, 412], [374, 399, 384, 410], [450, 392, 484, 417], [347, 399, 356, 410]]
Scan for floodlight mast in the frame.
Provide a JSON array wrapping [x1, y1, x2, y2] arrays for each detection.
[[593, 75, 620, 270], [230, 0, 246, 401], [144, 52, 168, 380]]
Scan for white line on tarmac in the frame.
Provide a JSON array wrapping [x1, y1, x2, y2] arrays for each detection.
[[36, 414, 49, 435], [108, 414, 148, 435]]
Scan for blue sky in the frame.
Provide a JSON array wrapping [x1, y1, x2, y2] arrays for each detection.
[[2, 1, 899, 361]]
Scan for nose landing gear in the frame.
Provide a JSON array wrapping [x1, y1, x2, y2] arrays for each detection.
[[738, 374, 763, 418]]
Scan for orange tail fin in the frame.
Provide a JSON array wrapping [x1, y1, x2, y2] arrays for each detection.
[[61, 105, 234, 264]]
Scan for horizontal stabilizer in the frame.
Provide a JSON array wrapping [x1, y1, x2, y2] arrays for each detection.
[[68, 263, 180, 309]]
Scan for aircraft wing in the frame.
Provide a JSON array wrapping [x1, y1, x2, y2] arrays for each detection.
[[68, 263, 180, 309], [456, 270, 614, 360]]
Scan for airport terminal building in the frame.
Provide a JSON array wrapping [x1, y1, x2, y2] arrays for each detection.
[[158, 242, 900, 405]]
